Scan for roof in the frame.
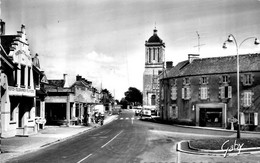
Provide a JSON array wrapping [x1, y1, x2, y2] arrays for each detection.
[[70, 80, 89, 88], [146, 29, 165, 46], [47, 80, 65, 88], [161, 53, 260, 79], [0, 35, 19, 55]]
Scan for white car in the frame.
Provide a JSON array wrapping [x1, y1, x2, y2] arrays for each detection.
[[140, 105, 158, 119], [134, 106, 142, 116], [140, 107, 152, 119]]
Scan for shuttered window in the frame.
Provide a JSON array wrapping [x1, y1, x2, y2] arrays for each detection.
[[241, 91, 253, 107], [200, 87, 209, 100], [219, 86, 232, 99], [171, 86, 177, 100], [182, 87, 191, 100]]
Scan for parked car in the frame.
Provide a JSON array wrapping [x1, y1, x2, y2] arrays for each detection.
[[140, 105, 158, 119], [134, 106, 142, 116]]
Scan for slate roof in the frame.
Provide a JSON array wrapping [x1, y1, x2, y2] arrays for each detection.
[[162, 53, 260, 79], [47, 80, 65, 88]]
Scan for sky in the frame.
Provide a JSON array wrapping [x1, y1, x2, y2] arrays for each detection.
[[1, 0, 260, 100]]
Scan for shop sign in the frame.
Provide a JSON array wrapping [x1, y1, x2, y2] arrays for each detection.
[[8, 86, 35, 97]]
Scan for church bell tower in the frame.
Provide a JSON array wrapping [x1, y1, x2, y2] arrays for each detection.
[[143, 28, 165, 106]]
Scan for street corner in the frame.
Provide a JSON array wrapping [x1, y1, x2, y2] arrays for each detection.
[[176, 140, 260, 158]]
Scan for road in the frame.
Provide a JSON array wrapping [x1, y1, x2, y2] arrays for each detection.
[[7, 109, 260, 163]]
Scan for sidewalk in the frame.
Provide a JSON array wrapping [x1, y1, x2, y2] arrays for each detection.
[[177, 140, 260, 157], [0, 114, 118, 162], [175, 125, 260, 157]]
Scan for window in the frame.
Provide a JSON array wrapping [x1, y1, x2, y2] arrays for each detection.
[[183, 78, 190, 85], [149, 48, 151, 63], [20, 65, 25, 87], [242, 91, 253, 107], [153, 77, 158, 85], [219, 86, 232, 99], [171, 105, 178, 119], [28, 67, 31, 88], [151, 95, 156, 105], [241, 112, 258, 125], [171, 86, 177, 100], [242, 74, 254, 86], [182, 87, 191, 100], [160, 86, 164, 100], [200, 87, 209, 100], [222, 75, 229, 83], [200, 77, 208, 84], [157, 48, 160, 62], [153, 48, 156, 60]]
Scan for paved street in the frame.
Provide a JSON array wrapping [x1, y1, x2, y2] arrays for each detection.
[[5, 109, 260, 163]]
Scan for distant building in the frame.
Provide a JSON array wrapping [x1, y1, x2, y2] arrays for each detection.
[[143, 28, 165, 108], [44, 74, 99, 125], [159, 54, 260, 131]]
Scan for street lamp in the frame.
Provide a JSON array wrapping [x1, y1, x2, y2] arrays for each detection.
[[223, 34, 259, 139]]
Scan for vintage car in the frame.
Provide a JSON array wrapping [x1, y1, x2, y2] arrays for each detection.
[[134, 106, 142, 116], [140, 106, 157, 119]]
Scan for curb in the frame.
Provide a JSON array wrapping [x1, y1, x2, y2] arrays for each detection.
[[176, 140, 260, 157], [173, 124, 260, 135], [1, 115, 119, 154]]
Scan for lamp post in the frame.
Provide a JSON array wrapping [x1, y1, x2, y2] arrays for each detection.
[[223, 34, 259, 139]]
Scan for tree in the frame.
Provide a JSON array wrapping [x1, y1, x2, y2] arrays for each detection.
[[100, 88, 113, 104], [119, 97, 128, 109], [124, 87, 142, 106]]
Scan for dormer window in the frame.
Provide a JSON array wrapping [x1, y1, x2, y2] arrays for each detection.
[[219, 75, 230, 84], [223, 75, 228, 83], [183, 77, 190, 85], [242, 74, 254, 86], [200, 76, 208, 85]]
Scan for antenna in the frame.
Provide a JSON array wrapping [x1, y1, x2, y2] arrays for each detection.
[[194, 31, 205, 55]]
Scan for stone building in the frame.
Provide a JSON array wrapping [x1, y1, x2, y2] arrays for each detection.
[[159, 54, 260, 131], [143, 28, 165, 107], [0, 22, 37, 137], [44, 74, 99, 125]]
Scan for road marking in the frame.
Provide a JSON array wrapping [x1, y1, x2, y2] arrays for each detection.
[[101, 130, 123, 148], [77, 153, 93, 163]]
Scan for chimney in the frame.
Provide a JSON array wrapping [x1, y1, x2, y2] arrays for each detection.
[[21, 24, 26, 33], [63, 74, 69, 88], [76, 75, 82, 81], [0, 20, 5, 35], [166, 61, 173, 69], [188, 54, 199, 63]]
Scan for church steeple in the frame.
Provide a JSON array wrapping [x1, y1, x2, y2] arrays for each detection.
[[145, 28, 165, 66], [143, 27, 166, 106]]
